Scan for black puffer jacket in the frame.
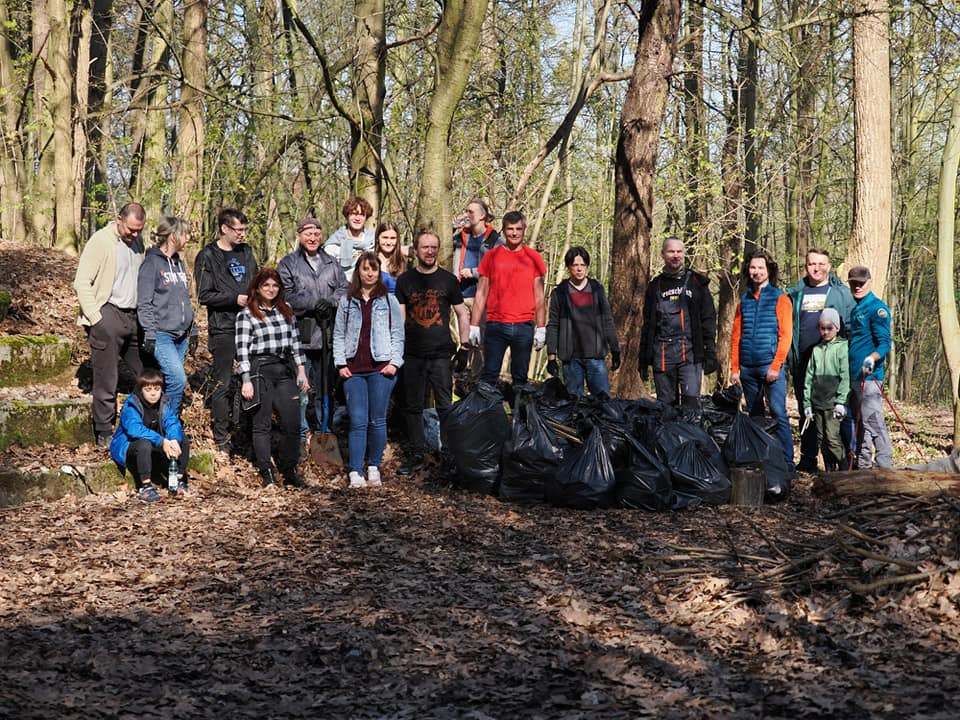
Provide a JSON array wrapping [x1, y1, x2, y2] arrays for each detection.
[[639, 269, 717, 373], [194, 242, 259, 336]]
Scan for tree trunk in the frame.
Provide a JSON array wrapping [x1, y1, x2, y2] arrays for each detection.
[[936, 86, 960, 448], [682, 0, 706, 242], [0, 0, 27, 243], [84, 0, 114, 224], [740, 0, 760, 255], [814, 469, 960, 498], [848, 0, 892, 297], [351, 0, 386, 217], [174, 0, 207, 223], [609, 0, 681, 397], [414, 0, 489, 264], [50, 0, 76, 252], [31, 0, 55, 246], [73, 3, 92, 236]]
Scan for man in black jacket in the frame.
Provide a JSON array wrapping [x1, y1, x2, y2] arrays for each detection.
[[638, 237, 717, 409], [194, 208, 259, 449], [278, 217, 349, 437]]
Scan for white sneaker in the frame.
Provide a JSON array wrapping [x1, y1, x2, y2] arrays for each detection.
[[367, 466, 382, 487], [348, 471, 366, 489]]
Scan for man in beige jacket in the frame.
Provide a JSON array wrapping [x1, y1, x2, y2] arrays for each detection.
[[73, 203, 147, 446]]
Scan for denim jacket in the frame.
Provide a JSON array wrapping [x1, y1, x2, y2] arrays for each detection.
[[333, 293, 405, 368]]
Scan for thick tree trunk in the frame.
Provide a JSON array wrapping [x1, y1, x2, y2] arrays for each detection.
[[815, 469, 960, 498], [73, 4, 92, 236], [50, 0, 76, 253], [740, 0, 760, 255], [175, 0, 207, 223], [609, 0, 681, 397], [848, 0, 892, 297], [414, 0, 489, 264], [0, 0, 27, 243], [682, 0, 706, 242], [351, 0, 386, 217], [936, 86, 960, 448], [32, 0, 55, 246], [84, 0, 114, 223]]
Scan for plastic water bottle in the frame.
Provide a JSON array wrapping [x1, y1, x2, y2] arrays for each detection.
[[167, 459, 179, 494]]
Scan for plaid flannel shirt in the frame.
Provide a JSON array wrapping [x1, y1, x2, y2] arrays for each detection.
[[235, 305, 306, 374]]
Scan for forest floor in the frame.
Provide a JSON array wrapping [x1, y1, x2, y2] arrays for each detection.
[[1, 241, 959, 718]]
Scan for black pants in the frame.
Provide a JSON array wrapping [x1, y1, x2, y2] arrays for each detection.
[[125, 437, 190, 488], [88, 304, 143, 434], [403, 356, 453, 454], [208, 333, 236, 443], [251, 358, 300, 475], [792, 347, 820, 466]]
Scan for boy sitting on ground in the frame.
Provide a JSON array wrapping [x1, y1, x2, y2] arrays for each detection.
[[110, 368, 190, 502], [802, 308, 850, 472]]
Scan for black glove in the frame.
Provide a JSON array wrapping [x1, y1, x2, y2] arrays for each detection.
[[546, 358, 559, 377], [314, 297, 336, 319], [638, 363, 648, 382], [142, 338, 156, 357], [703, 355, 719, 375], [452, 347, 470, 373], [188, 335, 199, 357], [610, 352, 621, 372]]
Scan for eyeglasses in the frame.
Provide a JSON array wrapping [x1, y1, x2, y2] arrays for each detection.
[[228, 224, 248, 233]]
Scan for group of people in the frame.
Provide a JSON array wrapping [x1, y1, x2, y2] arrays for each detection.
[[73, 197, 892, 502]]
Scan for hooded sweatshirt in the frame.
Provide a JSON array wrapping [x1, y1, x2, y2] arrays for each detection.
[[137, 246, 196, 340], [323, 226, 375, 276]]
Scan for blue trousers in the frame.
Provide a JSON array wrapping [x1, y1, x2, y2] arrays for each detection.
[[343, 371, 397, 472], [482, 321, 534, 386], [153, 332, 189, 415], [740, 364, 794, 470], [563, 358, 610, 397]]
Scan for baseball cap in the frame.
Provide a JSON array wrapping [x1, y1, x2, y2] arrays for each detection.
[[847, 265, 871, 283], [297, 217, 320, 233]]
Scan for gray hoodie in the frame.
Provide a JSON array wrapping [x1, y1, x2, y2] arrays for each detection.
[[323, 226, 375, 276], [137, 246, 196, 340]]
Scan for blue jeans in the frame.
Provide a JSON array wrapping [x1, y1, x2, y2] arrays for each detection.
[[153, 332, 188, 415], [343, 371, 397, 472], [740, 364, 794, 469], [563, 358, 610, 397], [300, 351, 334, 436], [482, 321, 534, 386]]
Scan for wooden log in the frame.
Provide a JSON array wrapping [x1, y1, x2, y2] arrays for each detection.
[[814, 469, 960, 498], [730, 466, 766, 506]]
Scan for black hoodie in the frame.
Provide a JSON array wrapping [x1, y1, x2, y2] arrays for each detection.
[[194, 241, 259, 336]]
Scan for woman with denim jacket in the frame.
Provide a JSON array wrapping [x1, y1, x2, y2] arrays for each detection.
[[333, 252, 405, 489]]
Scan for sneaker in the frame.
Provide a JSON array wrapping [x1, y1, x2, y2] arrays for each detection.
[[397, 454, 424, 476], [259, 467, 277, 487], [177, 475, 190, 495], [283, 471, 305, 489], [348, 471, 366, 489], [367, 466, 382, 487], [137, 484, 161, 503]]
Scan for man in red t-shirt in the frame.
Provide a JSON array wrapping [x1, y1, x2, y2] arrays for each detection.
[[468, 211, 547, 387]]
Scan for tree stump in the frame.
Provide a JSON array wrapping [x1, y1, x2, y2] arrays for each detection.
[[730, 466, 766, 506]]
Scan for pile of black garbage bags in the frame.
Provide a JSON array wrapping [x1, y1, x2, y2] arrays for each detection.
[[439, 379, 791, 510]]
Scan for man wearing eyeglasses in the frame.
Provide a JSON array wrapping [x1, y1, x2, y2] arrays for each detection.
[[195, 208, 259, 451], [74, 203, 148, 447]]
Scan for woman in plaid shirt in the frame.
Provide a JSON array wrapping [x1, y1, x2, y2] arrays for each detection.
[[236, 268, 310, 487]]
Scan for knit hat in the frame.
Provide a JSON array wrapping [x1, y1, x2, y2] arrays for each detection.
[[820, 307, 840, 329], [296, 217, 321, 233]]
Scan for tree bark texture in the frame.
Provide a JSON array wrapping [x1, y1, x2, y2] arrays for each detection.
[[936, 86, 960, 448], [740, 0, 760, 255], [175, 0, 207, 223], [32, 0, 55, 246], [814, 469, 960, 498], [351, 0, 386, 218], [414, 0, 489, 265], [50, 0, 76, 253], [682, 0, 706, 242], [848, 0, 892, 297], [609, 0, 681, 397], [0, 0, 27, 243]]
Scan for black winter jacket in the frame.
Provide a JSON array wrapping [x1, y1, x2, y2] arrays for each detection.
[[546, 279, 621, 361], [194, 242, 259, 336], [639, 269, 717, 373]]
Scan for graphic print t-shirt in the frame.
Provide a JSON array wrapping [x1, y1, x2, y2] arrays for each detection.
[[226, 248, 249, 288], [395, 268, 463, 358], [799, 283, 830, 353]]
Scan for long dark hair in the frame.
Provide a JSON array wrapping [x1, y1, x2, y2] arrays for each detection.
[[741, 249, 779, 290], [375, 222, 406, 277], [349, 252, 388, 299], [246, 267, 294, 322]]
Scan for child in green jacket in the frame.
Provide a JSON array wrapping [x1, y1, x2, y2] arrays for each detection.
[[803, 308, 850, 471]]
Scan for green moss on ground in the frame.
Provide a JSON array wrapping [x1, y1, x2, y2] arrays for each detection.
[[0, 334, 73, 387], [0, 399, 92, 451]]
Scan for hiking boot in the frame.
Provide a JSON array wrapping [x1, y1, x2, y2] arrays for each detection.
[[283, 470, 305, 489], [397, 453, 424, 476], [348, 471, 366, 489], [366, 466, 382, 487], [259, 466, 277, 487], [137, 484, 161, 503], [95, 432, 111, 449], [796, 456, 819, 474]]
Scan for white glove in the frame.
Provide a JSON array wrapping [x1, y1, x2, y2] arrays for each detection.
[[533, 326, 546, 351], [833, 404, 846, 419], [468, 325, 481, 346], [861, 356, 875, 375], [804, 407, 813, 419]]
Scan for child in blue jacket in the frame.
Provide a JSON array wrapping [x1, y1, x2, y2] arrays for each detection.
[[110, 368, 189, 502]]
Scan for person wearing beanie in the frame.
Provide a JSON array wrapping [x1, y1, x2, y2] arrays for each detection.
[[802, 307, 850, 471]]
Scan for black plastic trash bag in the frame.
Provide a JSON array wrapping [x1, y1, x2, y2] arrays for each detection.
[[546, 426, 616, 510], [440, 382, 510, 494], [656, 421, 727, 475], [616, 436, 673, 511], [535, 378, 578, 427], [666, 440, 731, 506], [500, 404, 564, 504], [722, 413, 791, 503]]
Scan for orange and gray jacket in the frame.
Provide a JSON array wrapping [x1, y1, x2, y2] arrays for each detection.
[[639, 269, 717, 373]]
